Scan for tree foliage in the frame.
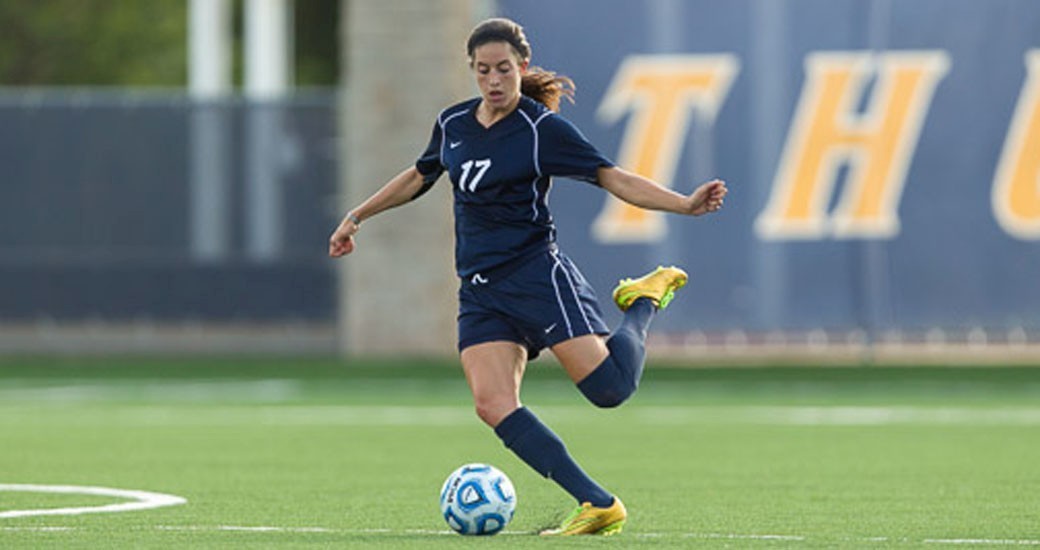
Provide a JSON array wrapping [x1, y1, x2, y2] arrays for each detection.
[[0, 0, 187, 86], [0, 0, 338, 87]]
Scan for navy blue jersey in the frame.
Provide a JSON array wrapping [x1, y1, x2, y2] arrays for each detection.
[[415, 96, 614, 279]]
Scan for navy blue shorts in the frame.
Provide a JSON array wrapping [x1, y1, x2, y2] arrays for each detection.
[[457, 249, 610, 360]]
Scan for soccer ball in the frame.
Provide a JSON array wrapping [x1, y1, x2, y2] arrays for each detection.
[[439, 463, 516, 535]]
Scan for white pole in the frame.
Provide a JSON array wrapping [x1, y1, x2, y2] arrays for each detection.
[[188, 0, 233, 261], [245, 0, 292, 98], [244, 0, 293, 261], [189, 0, 232, 99]]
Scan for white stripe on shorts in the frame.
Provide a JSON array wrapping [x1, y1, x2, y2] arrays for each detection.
[[549, 259, 574, 338], [554, 252, 596, 335]]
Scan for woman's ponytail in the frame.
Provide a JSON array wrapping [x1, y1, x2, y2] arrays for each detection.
[[520, 68, 574, 112]]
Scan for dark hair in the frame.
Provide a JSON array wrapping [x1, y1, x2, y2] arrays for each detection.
[[466, 18, 574, 112]]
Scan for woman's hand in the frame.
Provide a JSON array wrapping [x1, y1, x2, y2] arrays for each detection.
[[328, 218, 359, 257], [684, 179, 727, 216]]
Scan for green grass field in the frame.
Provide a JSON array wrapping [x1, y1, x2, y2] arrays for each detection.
[[2, 357, 1040, 548]]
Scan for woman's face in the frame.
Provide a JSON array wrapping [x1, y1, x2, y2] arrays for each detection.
[[472, 41, 526, 110]]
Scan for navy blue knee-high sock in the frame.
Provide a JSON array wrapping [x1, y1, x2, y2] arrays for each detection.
[[577, 298, 656, 407], [494, 407, 613, 507]]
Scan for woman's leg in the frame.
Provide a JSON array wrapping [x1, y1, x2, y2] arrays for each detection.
[[552, 296, 657, 408], [554, 265, 689, 409], [461, 341, 613, 507], [461, 340, 526, 427]]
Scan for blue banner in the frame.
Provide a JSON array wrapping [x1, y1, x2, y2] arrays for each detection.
[[498, 0, 1040, 340]]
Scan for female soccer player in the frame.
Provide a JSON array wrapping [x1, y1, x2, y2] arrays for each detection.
[[329, 17, 726, 536]]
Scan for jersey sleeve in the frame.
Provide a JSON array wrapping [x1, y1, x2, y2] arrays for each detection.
[[538, 114, 614, 185], [414, 119, 445, 185]]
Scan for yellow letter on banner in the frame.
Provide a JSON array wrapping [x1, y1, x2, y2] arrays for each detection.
[[755, 51, 950, 240], [592, 55, 739, 243], [993, 50, 1040, 240]]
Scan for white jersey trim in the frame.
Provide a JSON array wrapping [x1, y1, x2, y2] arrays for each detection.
[[518, 109, 554, 222], [438, 109, 469, 167]]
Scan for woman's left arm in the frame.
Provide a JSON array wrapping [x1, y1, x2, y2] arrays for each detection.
[[597, 166, 727, 216]]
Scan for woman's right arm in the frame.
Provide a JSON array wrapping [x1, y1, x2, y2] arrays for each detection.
[[328, 166, 428, 258]]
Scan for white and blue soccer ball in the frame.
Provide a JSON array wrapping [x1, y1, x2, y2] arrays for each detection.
[[439, 463, 516, 536]]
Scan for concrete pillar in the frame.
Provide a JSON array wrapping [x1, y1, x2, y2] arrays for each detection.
[[338, 0, 488, 355]]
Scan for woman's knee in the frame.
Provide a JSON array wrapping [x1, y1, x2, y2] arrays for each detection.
[[576, 357, 636, 408], [581, 384, 634, 408], [460, 341, 526, 427], [472, 394, 519, 427]]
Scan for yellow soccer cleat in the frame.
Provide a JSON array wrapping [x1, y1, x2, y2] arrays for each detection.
[[612, 265, 689, 311], [539, 497, 627, 536]]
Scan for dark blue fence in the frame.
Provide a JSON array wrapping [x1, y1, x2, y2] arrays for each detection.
[[0, 92, 338, 322]]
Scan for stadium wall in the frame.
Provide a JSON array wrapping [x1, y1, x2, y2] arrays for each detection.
[[2, 0, 1038, 362]]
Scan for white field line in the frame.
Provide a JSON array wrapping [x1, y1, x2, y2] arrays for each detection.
[[0, 484, 186, 519], [5, 405, 1040, 427], [9, 525, 1040, 545], [923, 539, 1040, 546], [0, 379, 302, 403], [0, 405, 478, 427], [678, 532, 806, 541], [0, 526, 76, 532], [160, 525, 337, 533], [637, 532, 806, 541], [635, 406, 1040, 426], [156, 525, 481, 536]]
